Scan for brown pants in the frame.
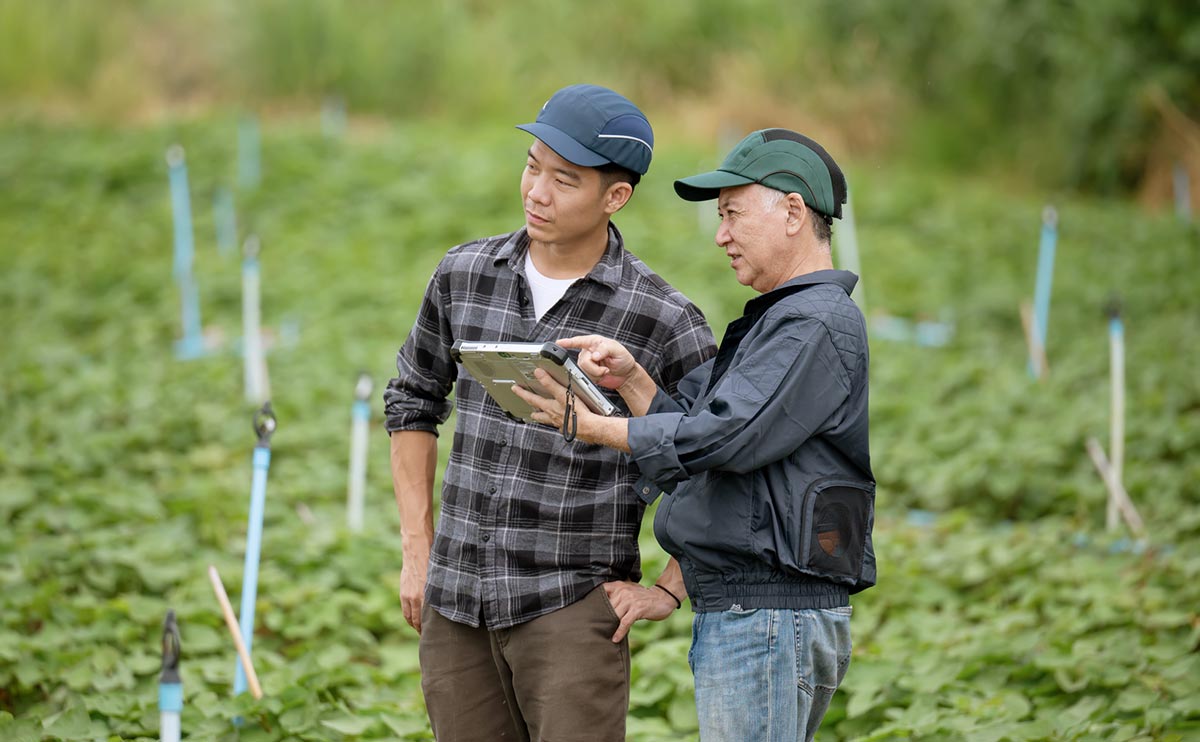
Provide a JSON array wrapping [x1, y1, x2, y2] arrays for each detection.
[[419, 585, 630, 742]]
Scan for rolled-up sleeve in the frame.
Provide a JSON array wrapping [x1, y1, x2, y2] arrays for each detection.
[[383, 265, 455, 434], [629, 314, 849, 491]]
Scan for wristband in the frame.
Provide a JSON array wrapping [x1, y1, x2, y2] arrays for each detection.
[[654, 583, 682, 609]]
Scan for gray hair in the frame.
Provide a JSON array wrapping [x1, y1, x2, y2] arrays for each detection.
[[756, 185, 832, 249]]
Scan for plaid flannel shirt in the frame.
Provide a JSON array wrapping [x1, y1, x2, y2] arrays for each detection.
[[384, 224, 715, 629]]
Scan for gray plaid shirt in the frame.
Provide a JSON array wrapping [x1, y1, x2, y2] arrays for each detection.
[[384, 224, 716, 629]]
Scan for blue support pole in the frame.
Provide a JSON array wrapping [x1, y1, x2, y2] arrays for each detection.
[[214, 187, 237, 257], [166, 145, 204, 360], [235, 403, 275, 697], [835, 189, 865, 314], [241, 236, 270, 404], [238, 115, 261, 190], [321, 95, 347, 139], [1029, 206, 1058, 377], [347, 373, 373, 532], [159, 610, 182, 742], [1105, 297, 1125, 532]]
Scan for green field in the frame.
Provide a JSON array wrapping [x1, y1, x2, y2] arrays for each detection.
[[2, 117, 1198, 741]]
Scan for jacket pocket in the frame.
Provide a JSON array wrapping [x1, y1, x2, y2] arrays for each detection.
[[796, 478, 875, 584]]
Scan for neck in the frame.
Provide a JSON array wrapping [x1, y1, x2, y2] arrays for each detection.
[[772, 244, 834, 291], [527, 223, 611, 279]]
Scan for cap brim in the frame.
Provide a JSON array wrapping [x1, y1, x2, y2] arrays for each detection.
[[672, 170, 757, 201], [516, 123, 611, 168]]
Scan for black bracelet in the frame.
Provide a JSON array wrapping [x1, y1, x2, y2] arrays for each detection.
[[653, 583, 682, 609]]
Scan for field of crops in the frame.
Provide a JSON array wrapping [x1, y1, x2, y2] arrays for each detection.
[[2, 117, 1198, 741]]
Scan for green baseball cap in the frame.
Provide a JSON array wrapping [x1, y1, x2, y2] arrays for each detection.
[[674, 128, 847, 218]]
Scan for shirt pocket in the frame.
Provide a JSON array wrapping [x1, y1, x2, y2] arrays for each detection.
[[795, 478, 875, 584]]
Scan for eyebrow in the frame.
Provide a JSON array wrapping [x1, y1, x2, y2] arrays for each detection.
[[527, 148, 582, 183]]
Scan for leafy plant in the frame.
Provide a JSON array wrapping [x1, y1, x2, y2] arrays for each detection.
[[1, 118, 1196, 741]]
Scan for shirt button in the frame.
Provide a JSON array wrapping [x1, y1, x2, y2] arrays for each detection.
[[642, 487, 651, 495], [482, 533, 491, 542], [497, 439, 507, 447], [489, 485, 497, 494]]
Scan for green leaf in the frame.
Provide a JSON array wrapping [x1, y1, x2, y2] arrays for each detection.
[[666, 689, 698, 732], [0, 716, 42, 742], [321, 714, 376, 736], [42, 701, 101, 740], [280, 705, 319, 733], [381, 713, 429, 737]]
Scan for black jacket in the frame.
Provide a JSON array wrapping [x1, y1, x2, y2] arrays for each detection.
[[628, 271, 875, 612]]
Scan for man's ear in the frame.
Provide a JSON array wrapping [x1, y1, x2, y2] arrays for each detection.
[[603, 182, 634, 215], [784, 192, 809, 237]]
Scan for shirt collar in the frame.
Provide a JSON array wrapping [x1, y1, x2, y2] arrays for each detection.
[[494, 223, 626, 291], [743, 269, 859, 315]]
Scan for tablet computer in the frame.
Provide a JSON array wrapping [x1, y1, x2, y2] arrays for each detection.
[[451, 340, 621, 421]]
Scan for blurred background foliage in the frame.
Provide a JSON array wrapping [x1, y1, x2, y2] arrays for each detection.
[[2, 0, 1199, 202]]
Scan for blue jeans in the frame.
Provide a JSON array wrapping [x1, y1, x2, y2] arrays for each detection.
[[689, 605, 853, 742]]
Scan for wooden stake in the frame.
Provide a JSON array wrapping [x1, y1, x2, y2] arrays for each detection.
[[1020, 301, 1048, 380], [1086, 437, 1146, 541], [207, 565, 264, 699]]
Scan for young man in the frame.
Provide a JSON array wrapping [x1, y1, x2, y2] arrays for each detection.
[[517, 129, 876, 742], [382, 84, 715, 741]]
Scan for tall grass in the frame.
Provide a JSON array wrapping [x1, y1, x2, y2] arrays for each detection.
[[1, 0, 1197, 196]]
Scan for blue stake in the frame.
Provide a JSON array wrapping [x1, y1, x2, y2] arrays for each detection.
[[835, 189, 866, 314], [1105, 296, 1126, 532], [241, 236, 270, 404], [238, 115, 261, 190], [214, 187, 237, 257], [159, 610, 182, 742], [347, 372, 373, 532], [321, 95, 347, 139], [235, 403, 275, 698], [166, 146, 205, 360], [1028, 206, 1058, 377], [177, 277, 204, 360]]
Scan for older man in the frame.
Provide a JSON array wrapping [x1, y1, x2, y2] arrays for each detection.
[[516, 128, 876, 741]]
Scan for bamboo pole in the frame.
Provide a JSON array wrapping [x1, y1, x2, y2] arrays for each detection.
[[207, 565, 264, 699], [1086, 438, 1146, 541], [1019, 301, 1048, 380]]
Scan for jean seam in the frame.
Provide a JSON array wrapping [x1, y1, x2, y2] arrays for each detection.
[[767, 609, 776, 736]]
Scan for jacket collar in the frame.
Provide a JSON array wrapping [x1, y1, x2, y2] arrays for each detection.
[[743, 270, 858, 316]]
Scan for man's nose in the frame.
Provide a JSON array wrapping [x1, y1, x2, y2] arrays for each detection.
[[715, 220, 731, 247], [527, 174, 551, 205]]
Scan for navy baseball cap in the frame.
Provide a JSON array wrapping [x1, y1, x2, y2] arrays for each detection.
[[517, 84, 654, 175]]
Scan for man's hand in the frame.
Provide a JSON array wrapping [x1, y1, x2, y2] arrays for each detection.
[[602, 580, 677, 643], [399, 545, 430, 633], [557, 335, 641, 391], [513, 369, 593, 433], [513, 370, 631, 452], [558, 335, 657, 416]]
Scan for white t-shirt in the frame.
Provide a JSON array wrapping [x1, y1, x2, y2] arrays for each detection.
[[524, 253, 580, 321]]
